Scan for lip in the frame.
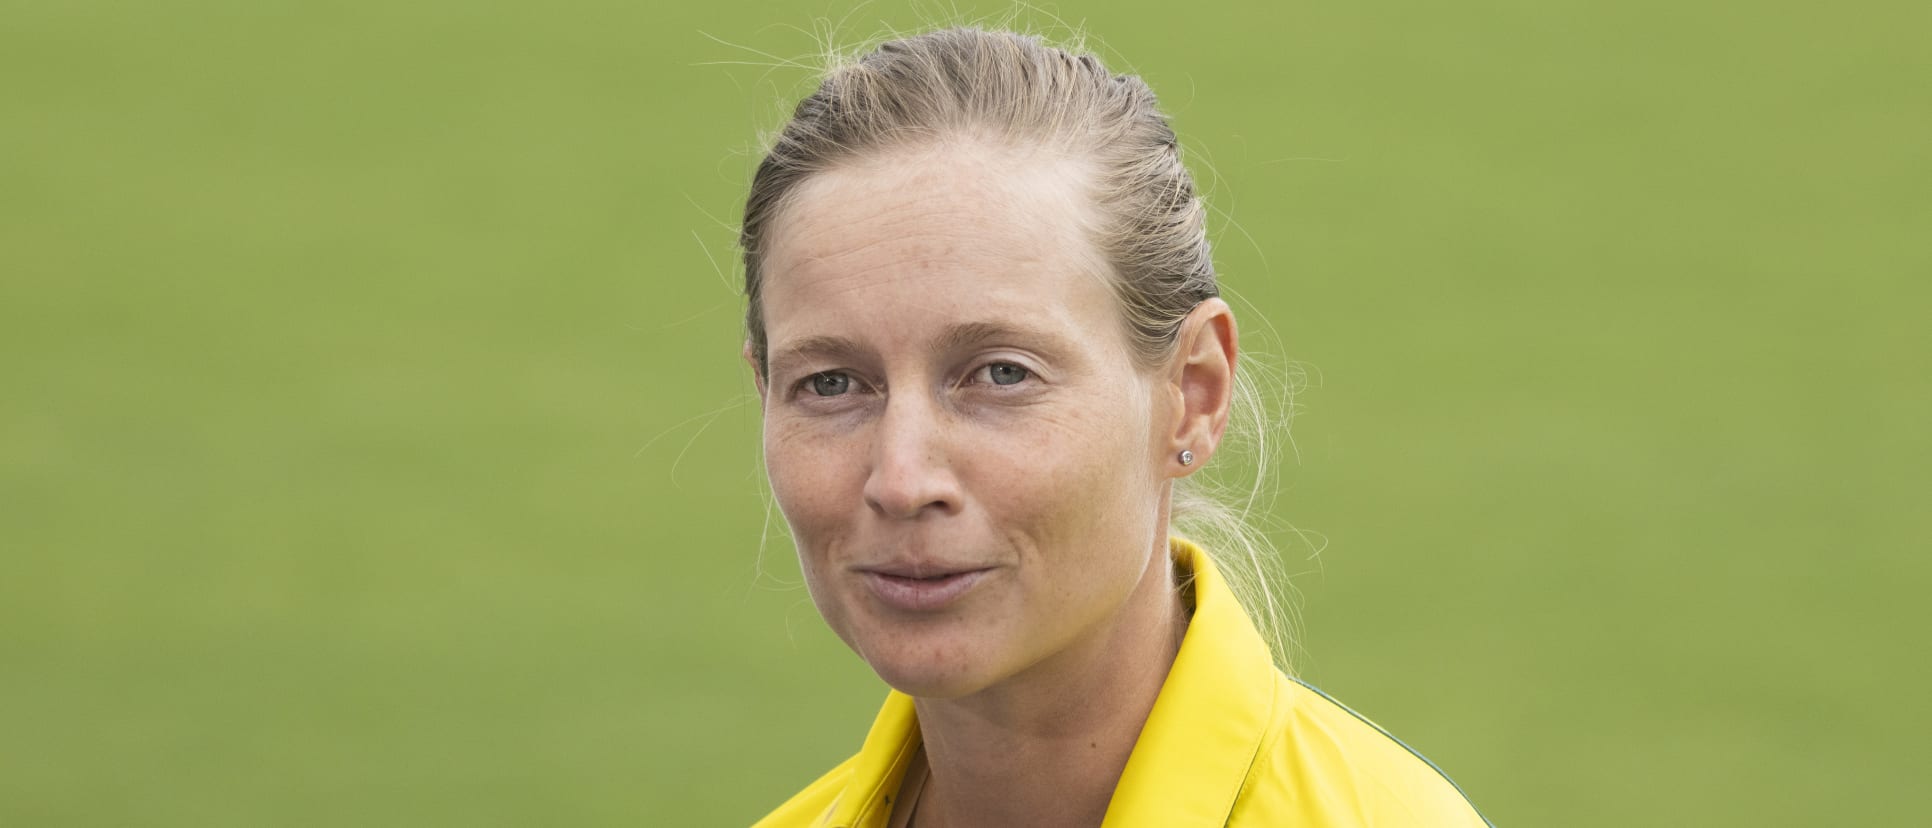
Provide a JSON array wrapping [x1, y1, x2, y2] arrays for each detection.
[[858, 566, 995, 612]]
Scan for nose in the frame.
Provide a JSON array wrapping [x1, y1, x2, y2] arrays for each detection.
[[862, 393, 963, 520]]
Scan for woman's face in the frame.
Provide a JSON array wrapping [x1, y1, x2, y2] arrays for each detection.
[[753, 142, 1178, 699]]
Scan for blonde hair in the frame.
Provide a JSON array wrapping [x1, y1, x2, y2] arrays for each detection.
[[739, 27, 1299, 666]]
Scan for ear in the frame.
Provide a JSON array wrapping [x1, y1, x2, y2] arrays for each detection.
[[1166, 298, 1237, 477], [743, 340, 768, 403]]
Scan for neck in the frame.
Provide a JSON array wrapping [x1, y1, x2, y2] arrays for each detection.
[[909, 536, 1187, 828]]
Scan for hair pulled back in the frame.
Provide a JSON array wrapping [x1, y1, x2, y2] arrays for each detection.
[[739, 27, 1295, 665], [740, 27, 1216, 374]]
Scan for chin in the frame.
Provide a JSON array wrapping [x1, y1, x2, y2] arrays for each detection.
[[868, 659, 998, 700], [869, 663, 987, 700], [848, 618, 1012, 700]]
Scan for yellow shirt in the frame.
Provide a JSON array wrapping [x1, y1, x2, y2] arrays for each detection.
[[754, 538, 1493, 827]]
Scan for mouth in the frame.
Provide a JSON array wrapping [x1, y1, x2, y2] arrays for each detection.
[[857, 566, 995, 612]]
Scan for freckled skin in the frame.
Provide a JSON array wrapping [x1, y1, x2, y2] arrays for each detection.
[[753, 141, 1176, 700]]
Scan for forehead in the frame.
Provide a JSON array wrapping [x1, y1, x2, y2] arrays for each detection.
[[759, 141, 1124, 354]]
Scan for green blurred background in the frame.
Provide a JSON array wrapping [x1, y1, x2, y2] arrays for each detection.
[[4, 1, 1926, 825]]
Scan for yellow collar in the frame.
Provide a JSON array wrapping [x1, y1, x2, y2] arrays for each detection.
[[829, 537, 1277, 827]]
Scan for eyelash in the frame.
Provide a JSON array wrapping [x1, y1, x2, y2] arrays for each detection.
[[794, 371, 867, 399], [790, 361, 1036, 401], [964, 361, 1033, 388]]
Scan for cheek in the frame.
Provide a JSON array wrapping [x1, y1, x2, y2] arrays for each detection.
[[765, 420, 866, 643], [764, 419, 859, 553], [989, 388, 1158, 556]]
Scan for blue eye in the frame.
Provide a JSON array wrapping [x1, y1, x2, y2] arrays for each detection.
[[984, 363, 1029, 386], [810, 372, 851, 396]]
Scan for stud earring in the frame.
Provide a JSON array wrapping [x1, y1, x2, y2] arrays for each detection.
[[1179, 449, 1195, 466]]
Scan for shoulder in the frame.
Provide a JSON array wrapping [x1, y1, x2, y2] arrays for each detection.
[[1231, 673, 1493, 827], [751, 754, 861, 828]]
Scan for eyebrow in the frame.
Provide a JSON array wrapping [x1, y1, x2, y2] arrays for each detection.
[[766, 334, 868, 379], [933, 321, 1074, 358], [766, 321, 1079, 378]]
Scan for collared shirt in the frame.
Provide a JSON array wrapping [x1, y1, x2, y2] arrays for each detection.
[[754, 538, 1494, 827]]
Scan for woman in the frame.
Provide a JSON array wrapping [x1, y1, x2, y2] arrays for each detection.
[[740, 28, 1491, 828]]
